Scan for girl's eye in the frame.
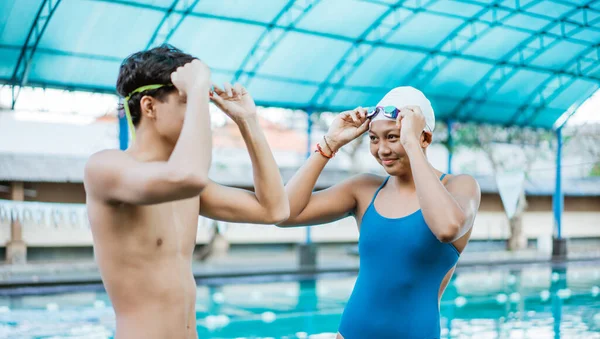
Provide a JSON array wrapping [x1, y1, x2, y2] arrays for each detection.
[[369, 135, 377, 141], [388, 135, 398, 140]]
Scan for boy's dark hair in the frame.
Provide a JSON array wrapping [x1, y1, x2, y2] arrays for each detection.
[[116, 44, 195, 126]]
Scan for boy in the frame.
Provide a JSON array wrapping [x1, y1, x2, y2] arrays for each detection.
[[84, 45, 289, 339]]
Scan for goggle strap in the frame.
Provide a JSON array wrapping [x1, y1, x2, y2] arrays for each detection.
[[122, 84, 171, 142]]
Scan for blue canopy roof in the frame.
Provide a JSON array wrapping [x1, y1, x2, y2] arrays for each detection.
[[2, 0, 600, 129]]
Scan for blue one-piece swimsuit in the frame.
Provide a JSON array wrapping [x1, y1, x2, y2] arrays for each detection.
[[338, 174, 460, 339]]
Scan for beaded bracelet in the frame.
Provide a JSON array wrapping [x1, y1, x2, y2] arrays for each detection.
[[315, 143, 334, 159], [323, 135, 335, 154]]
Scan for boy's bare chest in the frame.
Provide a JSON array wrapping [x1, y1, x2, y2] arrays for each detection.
[[125, 198, 201, 253]]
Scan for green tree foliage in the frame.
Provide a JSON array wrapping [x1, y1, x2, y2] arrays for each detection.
[[441, 122, 555, 251]]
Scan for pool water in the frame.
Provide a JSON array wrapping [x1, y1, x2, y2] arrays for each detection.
[[1, 264, 600, 338]]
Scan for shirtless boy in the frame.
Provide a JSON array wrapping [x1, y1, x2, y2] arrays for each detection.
[[84, 45, 289, 339]]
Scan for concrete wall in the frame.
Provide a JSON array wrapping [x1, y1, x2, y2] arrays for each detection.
[[0, 179, 598, 250], [12, 180, 600, 211], [0, 182, 10, 200], [0, 198, 599, 248], [25, 182, 86, 203], [478, 193, 600, 213]]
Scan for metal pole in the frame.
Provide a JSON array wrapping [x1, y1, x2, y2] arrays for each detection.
[[553, 127, 563, 239], [305, 111, 313, 245], [447, 120, 453, 174], [11, 85, 16, 110], [118, 100, 129, 150]]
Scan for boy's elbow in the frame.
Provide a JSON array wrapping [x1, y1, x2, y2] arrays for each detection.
[[185, 174, 209, 194], [194, 173, 209, 190], [171, 170, 208, 195], [267, 204, 290, 225], [268, 213, 289, 225]]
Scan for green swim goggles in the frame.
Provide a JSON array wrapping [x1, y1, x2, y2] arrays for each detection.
[[122, 84, 173, 141], [123, 83, 219, 141]]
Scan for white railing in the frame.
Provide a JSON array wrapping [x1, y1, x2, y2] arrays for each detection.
[[0, 200, 89, 229], [0, 200, 359, 246], [1, 200, 599, 247]]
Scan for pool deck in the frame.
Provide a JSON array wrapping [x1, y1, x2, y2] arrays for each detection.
[[0, 247, 599, 290]]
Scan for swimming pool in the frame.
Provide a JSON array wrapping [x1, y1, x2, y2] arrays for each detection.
[[1, 263, 599, 338]]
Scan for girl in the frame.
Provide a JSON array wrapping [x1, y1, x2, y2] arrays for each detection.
[[278, 87, 481, 338]]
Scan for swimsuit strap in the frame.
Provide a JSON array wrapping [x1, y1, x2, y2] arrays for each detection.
[[369, 174, 445, 208], [368, 176, 390, 207]]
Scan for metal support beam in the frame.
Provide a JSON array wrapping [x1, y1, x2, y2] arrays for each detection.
[[118, 99, 129, 150], [509, 43, 600, 127], [405, 0, 600, 87], [96, 0, 600, 31], [456, 0, 600, 23], [4, 75, 569, 126], [310, 0, 427, 107], [447, 120, 453, 174], [88, 0, 600, 84], [516, 75, 577, 127], [553, 127, 563, 240], [1, 44, 123, 62], [450, 1, 597, 120], [366, 0, 600, 33], [552, 127, 568, 259], [146, 0, 201, 49], [401, 0, 513, 88], [10, 0, 62, 109], [233, 0, 320, 87], [551, 82, 599, 129]]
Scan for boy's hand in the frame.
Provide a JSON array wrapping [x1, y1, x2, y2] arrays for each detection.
[[170, 59, 211, 97], [210, 82, 257, 123]]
